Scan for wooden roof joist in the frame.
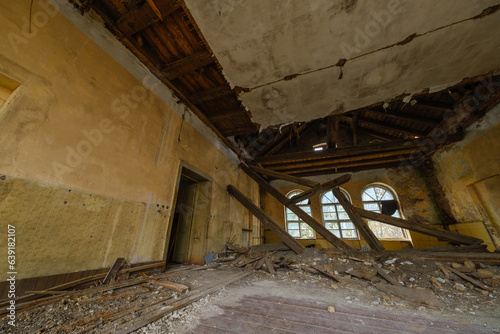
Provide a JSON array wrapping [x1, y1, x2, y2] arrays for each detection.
[[161, 51, 215, 80], [116, 1, 179, 36], [252, 135, 462, 165]]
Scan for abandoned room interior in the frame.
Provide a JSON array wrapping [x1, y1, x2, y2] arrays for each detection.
[[1, 0, 500, 332]]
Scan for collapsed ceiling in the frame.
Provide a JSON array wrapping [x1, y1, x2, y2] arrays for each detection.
[[79, 0, 500, 174]]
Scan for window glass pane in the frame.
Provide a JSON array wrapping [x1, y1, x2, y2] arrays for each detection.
[[300, 223, 314, 238], [362, 187, 377, 201], [288, 223, 299, 229], [363, 203, 379, 211], [338, 211, 349, 220], [321, 191, 337, 204], [287, 213, 298, 221], [301, 206, 311, 214], [342, 229, 356, 238], [323, 212, 338, 220], [332, 230, 341, 238], [322, 205, 336, 213], [374, 187, 386, 200], [289, 229, 300, 237], [341, 222, 355, 230], [325, 222, 339, 230]]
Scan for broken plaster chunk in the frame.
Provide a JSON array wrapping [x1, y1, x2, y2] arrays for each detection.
[[464, 261, 476, 271], [454, 283, 466, 292], [451, 263, 462, 269], [327, 305, 336, 313], [385, 258, 398, 265]]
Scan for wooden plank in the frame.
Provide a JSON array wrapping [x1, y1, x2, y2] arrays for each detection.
[[115, 273, 250, 334], [289, 174, 351, 204], [240, 164, 352, 250], [227, 185, 305, 254], [148, 279, 189, 292], [383, 251, 500, 264], [115, 1, 178, 36], [265, 258, 276, 274], [161, 51, 214, 80], [352, 111, 359, 145], [249, 165, 319, 188], [103, 258, 125, 284], [375, 267, 400, 286], [189, 85, 233, 104], [354, 208, 483, 245], [208, 109, 247, 122], [363, 109, 439, 127], [447, 267, 490, 290], [332, 187, 385, 251]]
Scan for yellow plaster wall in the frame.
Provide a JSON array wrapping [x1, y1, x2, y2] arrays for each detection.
[[0, 1, 258, 280], [432, 103, 500, 250]]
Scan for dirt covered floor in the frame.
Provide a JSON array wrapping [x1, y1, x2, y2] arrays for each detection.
[[1, 248, 500, 333]]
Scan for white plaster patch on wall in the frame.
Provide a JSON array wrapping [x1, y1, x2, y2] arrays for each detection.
[[48, 0, 239, 165]]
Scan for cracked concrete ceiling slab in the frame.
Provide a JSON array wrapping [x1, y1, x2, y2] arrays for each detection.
[[184, 0, 500, 128]]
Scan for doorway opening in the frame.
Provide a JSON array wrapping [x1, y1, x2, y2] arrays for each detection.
[[166, 166, 211, 265]]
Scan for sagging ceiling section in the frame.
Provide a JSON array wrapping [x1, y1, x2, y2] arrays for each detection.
[[80, 0, 500, 176]]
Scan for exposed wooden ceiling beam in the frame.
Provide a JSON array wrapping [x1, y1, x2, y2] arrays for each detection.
[[347, 116, 427, 138], [362, 109, 439, 127], [249, 166, 319, 188], [351, 111, 359, 146], [115, 1, 178, 36], [221, 125, 257, 137], [189, 85, 234, 105], [161, 51, 214, 80], [208, 109, 247, 123], [289, 162, 401, 177], [415, 100, 453, 112]]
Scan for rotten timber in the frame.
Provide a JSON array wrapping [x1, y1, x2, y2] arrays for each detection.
[[354, 208, 483, 245], [288, 174, 351, 204], [240, 164, 352, 250], [332, 187, 385, 251], [227, 185, 305, 254]]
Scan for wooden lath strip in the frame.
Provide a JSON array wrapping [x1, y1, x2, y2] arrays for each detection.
[[116, 1, 178, 36]]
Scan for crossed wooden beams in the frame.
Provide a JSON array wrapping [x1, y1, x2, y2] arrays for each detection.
[[227, 165, 483, 254]]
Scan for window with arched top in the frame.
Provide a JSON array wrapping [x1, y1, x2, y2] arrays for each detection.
[[321, 189, 358, 239], [285, 190, 315, 239], [362, 184, 409, 239]]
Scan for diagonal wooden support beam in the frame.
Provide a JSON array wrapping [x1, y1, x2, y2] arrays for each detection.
[[249, 166, 319, 188], [353, 208, 483, 245], [332, 188, 385, 251], [227, 185, 305, 254], [289, 174, 351, 204], [241, 165, 352, 250]]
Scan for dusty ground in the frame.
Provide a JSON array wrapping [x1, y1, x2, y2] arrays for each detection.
[[1, 249, 499, 333]]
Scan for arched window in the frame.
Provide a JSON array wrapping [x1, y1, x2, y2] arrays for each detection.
[[285, 190, 315, 239], [362, 184, 408, 239], [321, 189, 358, 239]]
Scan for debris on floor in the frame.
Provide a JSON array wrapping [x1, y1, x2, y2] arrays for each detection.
[[1, 245, 499, 333]]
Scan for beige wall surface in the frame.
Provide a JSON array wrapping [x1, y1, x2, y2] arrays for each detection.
[[0, 1, 258, 280]]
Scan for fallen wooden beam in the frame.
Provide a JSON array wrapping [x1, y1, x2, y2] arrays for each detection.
[[249, 165, 319, 188], [447, 266, 490, 290], [103, 258, 125, 284], [227, 185, 305, 254], [289, 174, 351, 204], [241, 164, 352, 250], [148, 279, 189, 292], [354, 208, 483, 245], [115, 273, 250, 334], [375, 267, 400, 286], [332, 188, 385, 251]]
